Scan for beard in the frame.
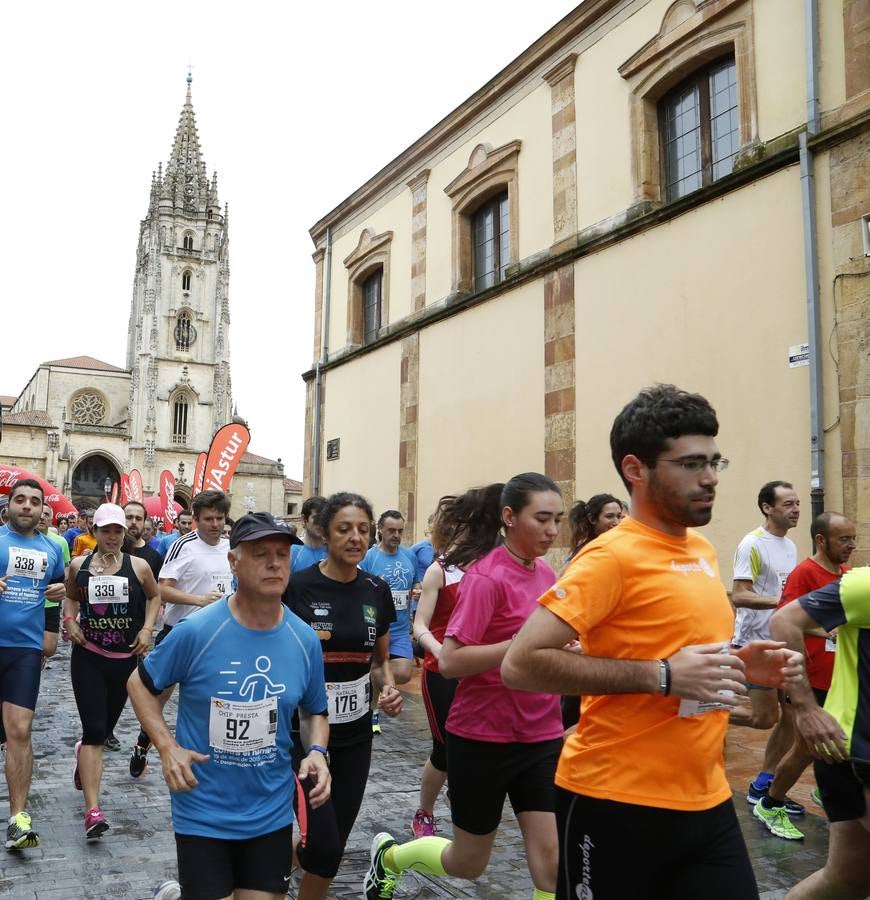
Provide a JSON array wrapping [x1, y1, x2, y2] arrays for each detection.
[[648, 471, 715, 528]]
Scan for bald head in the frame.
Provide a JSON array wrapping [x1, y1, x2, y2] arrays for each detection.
[[811, 512, 856, 568]]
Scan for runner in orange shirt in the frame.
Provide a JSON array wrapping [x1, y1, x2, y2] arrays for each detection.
[[502, 384, 803, 899]]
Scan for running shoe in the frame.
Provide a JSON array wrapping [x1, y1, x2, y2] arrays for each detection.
[[73, 740, 82, 791], [371, 711, 382, 735], [810, 786, 823, 808], [753, 799, 804, 840], [104, 734, 121, 752], [745, 786, 805, 817], [84, 807, 109, 840], [746, 779, 771, 804], [364, 832, 400, 899], [411, 809, 437, 837], [5, 811, 39, 849], [130, 741, 150, 778], [153, 882, 182, 900]]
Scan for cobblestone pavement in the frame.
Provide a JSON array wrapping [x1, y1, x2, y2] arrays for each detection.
[[0, 645, 831, 898]]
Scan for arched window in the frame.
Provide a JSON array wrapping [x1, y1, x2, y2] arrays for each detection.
[[172, 396, 190, 445], [660, 56, 738, 202], [175, 311, 195, 351], [183, 232, 194, 251], [181, 270, 191, 291], [70, 390, 107, 425]]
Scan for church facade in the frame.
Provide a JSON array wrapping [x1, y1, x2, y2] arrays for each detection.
[[1, 79, 291, 519]]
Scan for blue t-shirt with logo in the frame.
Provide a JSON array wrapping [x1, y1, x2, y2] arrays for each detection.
[[0, 528, 65, 650], [142, 597, 327, 839], [291, 543, 328, 573], [360, 546, 417, 656]]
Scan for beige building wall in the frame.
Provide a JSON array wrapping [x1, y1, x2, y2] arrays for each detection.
[[320, 340, 402, 516], [416, 280, 546, 536], [572, 166, 813, 566]]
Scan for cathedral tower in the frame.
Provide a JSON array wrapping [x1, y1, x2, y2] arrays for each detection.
[[127, 75, 232, 489]]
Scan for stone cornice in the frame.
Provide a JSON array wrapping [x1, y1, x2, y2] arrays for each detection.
[[309, 0, 623, 245], [543, 53, 578, 86], [406, 170, 431, 193]]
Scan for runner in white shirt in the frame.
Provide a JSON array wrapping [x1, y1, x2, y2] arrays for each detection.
[[128, 490, 232, 778], [730, 480, 803, 815]]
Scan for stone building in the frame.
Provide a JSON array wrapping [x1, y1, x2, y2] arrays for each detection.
[[1, 78, 290, 519], [303, 0, 870, 568]]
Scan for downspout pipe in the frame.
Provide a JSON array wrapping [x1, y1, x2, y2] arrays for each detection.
[[312, 226, 332, 496], [800, 0, 824, 519]]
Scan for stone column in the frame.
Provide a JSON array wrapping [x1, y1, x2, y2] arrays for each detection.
[[544, 265, 576, 561], [844, 0, 870, 99], [312, 247, 325, 361], [544, 54, 579, 251], [398, 333, 420, 541], [408, 171, 430, 311]]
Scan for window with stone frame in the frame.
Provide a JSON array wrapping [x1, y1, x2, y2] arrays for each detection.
[[182, 269, 192, 292], [444, 141, 520, 293], [70, 391, 107, 426], [471, 191, 510, 291], [172, 395, 190, 445], [175, 310, 196, 351], [343, 229, 392, 347], [182, 232, 194, 251], [660, 55, 739, 202]]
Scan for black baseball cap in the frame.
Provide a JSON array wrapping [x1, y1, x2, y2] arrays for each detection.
[[229, 512, 303, 548]]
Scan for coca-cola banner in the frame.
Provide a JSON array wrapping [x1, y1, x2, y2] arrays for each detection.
[[128, 469, 144, 503], [120, 473, 131, 505], [202, 424, 250, 495], [159, 470, 177, 533], [142, 496, 182, 531], [192, 452, 207, 497], [0, 465, 77, 523], [110, 482, 119, 505]]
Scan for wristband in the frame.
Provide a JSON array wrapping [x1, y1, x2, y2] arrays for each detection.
[[62, 615, 76, 624], [658, 659, 671, 696], [309, 744, 330, 765]]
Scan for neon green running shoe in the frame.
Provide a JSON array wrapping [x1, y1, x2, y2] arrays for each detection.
[[5, 811, 39, 849], [364, 832, 400, 899], [753, 799, 805, 840]]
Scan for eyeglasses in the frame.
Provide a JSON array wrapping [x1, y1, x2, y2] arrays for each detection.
[[655, 457, 730, 473]]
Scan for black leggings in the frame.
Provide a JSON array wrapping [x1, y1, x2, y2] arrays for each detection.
[[70, 645, 137, 745], [421, 668, 457, 772], [292, 738, 372, 879], [556, 788, 758, 900]]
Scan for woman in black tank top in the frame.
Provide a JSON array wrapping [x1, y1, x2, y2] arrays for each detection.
[[62, 503, 160, 841]]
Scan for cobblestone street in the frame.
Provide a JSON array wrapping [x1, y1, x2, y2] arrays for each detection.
[[0, 642, 831, 899]]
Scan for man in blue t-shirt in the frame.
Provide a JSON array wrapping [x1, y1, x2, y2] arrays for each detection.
[[290, 495, 328, 573], [158, 510, 194, 557], [128, 512, 330, 899], [361, 510, 421, 698], [0, 479, 65, 850]]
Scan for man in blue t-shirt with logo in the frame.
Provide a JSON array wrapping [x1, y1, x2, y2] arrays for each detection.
[[361, 510, 420, 732], [0, 479, 65, 850], [128, 512, 330, 899]]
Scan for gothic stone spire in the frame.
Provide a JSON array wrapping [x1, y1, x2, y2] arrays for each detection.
[[161, 75, 213, 214]]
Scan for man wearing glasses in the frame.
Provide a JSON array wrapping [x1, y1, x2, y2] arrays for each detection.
[[502, 384, 800, 899], [731, 481, 803, 816]]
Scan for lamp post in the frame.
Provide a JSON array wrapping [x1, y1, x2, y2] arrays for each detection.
[[103, 476, 112, 502]]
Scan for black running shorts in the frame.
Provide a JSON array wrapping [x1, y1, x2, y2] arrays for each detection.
[[175, 824, 293, 899]]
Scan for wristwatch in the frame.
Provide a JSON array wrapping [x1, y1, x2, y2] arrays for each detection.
[[309, 744, 330, 765]]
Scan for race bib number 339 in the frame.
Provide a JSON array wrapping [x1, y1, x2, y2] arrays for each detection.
[[208, 697, 278, 753], [88, 576, 129, 605]]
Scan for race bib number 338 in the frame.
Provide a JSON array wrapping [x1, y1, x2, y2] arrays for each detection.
[[6, 548, 48, 580], [208, 697, 278, 753]]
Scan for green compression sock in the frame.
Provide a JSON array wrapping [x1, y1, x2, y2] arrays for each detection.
[[533, 890, 555, 900], [386, 836, 450, 876]]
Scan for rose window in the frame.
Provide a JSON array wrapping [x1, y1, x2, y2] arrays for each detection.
[[71, 392, 106, 425]]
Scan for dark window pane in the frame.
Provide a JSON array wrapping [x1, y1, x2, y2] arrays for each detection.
[[472, 190, 509, 291], [362, 270, 382, 344]]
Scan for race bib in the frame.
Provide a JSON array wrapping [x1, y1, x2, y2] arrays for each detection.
[[679, 696, 733, 717], [88, 575, 129, 607], [6, 548, 48, 580], [391, 590, 410, 612], [825, 638, 837, 653], [211, 573, 232, 596], [208, 697, 278, 753], [326, 673, 371, 724]]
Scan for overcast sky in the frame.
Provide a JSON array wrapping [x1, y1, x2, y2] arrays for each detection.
[[1, 1, 578, 477]]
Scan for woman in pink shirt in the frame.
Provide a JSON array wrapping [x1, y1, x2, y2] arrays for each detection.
[[364, 473, 565, 900]]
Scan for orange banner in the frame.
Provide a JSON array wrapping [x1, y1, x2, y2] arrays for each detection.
[[193, 452, 207, 497], [202, 424, 251, 495]]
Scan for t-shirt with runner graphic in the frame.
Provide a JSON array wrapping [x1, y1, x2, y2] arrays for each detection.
[[779, 558, 848, 691], [446, 544, 563, 744], [283, 564, 394, 747], [360, 546, 416, 654], [798, 566, 870, 765], [74, 553, 148, 658], [141, 597, 327, 839], [290, 543, 328, 574], [0, 528, 65, 651], [540, 516, 735, 812], [159, 532, 233, 627], [732, 527, 797, 646]]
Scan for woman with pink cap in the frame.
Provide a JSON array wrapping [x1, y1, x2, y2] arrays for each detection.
[[62, 503, 160, 839]]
